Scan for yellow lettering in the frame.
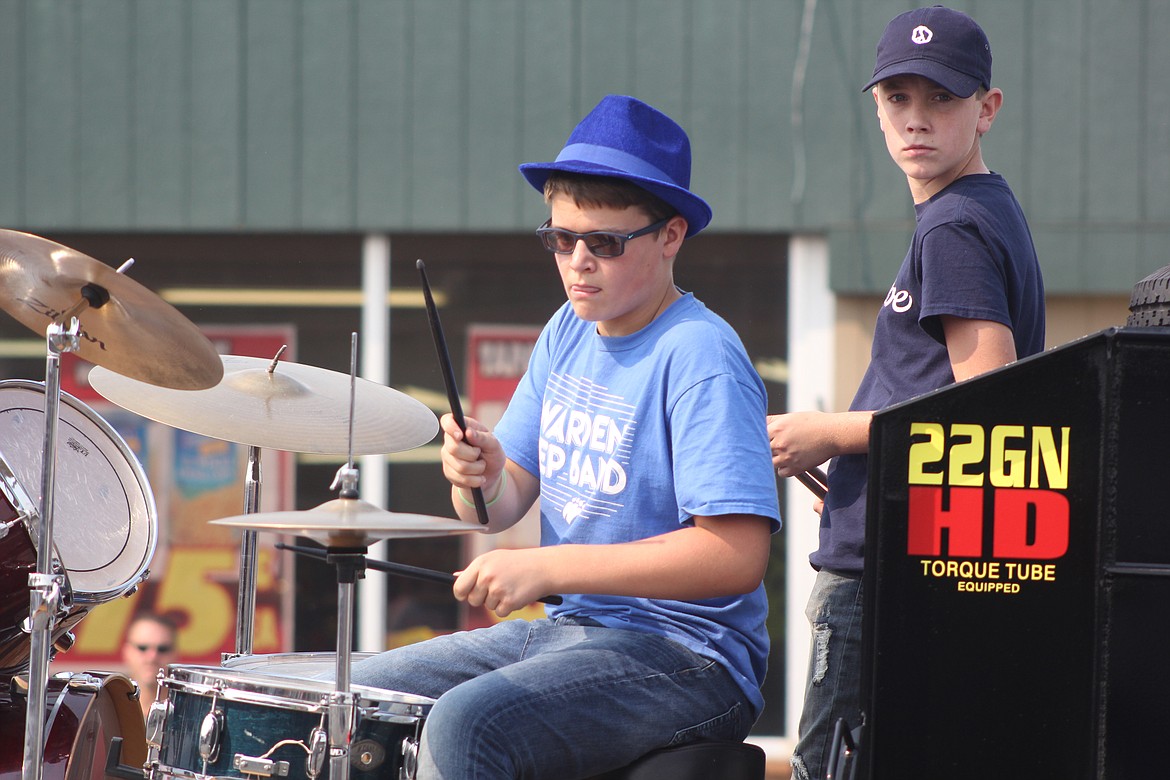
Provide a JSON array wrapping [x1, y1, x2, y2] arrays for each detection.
[[1030, 427, 1070, 490], [153, 547, 238, 656], [908, 422, 944, 485], [948, 423, 985, 486], [989, 425, 1026, 487]]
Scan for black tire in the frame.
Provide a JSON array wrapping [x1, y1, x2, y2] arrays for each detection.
[[1127, 264, 1170, 327]]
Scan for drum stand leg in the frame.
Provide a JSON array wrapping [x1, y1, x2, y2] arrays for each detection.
[[232, 445, 263, 658], [234, 346, 290, 659], [23, 318, 81, 780], [326, 547, 366, 780]]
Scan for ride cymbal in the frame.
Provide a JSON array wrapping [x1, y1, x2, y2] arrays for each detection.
[[0, 230, 222, 390], [210, 499, 480, 546], [88, 355, 439, 455]]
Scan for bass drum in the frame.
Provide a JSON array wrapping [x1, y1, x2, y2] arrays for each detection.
[[0, 380, 157, 673], [0, 671, 147, 780]]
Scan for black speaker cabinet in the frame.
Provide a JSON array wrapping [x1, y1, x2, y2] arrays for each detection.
[[861, 327, 1170, 779]]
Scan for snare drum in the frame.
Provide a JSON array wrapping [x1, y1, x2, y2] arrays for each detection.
[[223, 651, 376, 678], [0, 380, 157, 673], [0, 671, 147, 780], [151, 663, 433, 780]]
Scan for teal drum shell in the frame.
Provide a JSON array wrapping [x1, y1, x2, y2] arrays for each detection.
[[151, 664, 433, 780]]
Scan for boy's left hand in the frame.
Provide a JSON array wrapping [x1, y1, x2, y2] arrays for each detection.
[[454, 547, 549, 618]]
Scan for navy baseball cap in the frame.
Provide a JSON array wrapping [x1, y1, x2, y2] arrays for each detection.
[[862, 6, 991, 98]]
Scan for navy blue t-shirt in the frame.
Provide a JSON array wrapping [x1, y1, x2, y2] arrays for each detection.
[[811, 173, 1045, 574]]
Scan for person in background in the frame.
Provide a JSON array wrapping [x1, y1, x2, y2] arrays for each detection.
[[120, 612, 179, 720], [768, 7, 1045, 778]]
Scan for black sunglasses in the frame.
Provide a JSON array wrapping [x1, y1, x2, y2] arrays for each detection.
[[535, 217, 670, 258], [131, 643, 174, 653]]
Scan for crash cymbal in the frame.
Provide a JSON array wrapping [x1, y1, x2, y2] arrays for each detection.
[[0, 230, 223, 390], [88, 355, 438, 455], [210, 498, 480, 545]]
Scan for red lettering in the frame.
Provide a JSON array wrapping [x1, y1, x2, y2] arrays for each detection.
[[906, 486, 983, 557], [992, 489, 1069, 559]]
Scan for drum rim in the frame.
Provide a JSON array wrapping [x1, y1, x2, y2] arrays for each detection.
[[222, 650, 377, 671], [0, 379, 158, 601], [163, 663, 435, 714]]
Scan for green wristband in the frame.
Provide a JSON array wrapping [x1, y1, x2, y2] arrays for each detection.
[[457, 469, 507, 509]]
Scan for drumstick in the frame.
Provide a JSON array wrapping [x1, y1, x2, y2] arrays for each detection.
[[276, 542, 564, 605], [791, 466, 829, 499], [417, 259, 489, 525], [794, 471, 827, 500]]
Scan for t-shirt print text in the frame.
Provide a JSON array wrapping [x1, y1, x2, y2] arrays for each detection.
[[539, 373, 635, 525], [884, 283, 914, 313]]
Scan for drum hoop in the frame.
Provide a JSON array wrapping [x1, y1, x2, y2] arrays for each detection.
[[143, 767, 205, 780], [0, 379, 158, 601], [165, 663, 434, 716], [218, 653, 437, 714], [168, 679, 331, 714], [38, 671, 147, 770]]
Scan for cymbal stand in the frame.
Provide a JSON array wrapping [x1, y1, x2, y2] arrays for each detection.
[[231, 346, 287, 658], [232, 447, 262, 657], [23, 297, 96, 780], [324, 333, 364, 780], [324, 531, 362, 780]]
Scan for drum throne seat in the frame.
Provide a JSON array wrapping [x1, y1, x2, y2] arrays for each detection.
[[586, 738, 766, 780]]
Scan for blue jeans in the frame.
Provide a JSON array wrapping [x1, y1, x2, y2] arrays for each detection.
[[349, 616, 752, 779], [790, 570, 864, 780]]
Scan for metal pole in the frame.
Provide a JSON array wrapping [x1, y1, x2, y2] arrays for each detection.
[[233, 446, 263, 657], [23, 319, 80, 780], [358, 234, 390, 652], [784, 234, 836, 741]]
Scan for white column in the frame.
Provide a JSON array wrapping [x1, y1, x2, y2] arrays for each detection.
[[358, 233, 390, 652], [784, 234, 834, 740]]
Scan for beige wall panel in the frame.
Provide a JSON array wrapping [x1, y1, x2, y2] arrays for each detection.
[[830, 295, 1137, 411]]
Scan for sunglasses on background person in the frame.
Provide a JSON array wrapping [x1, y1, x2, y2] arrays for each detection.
[[536, 216, 670, 258]]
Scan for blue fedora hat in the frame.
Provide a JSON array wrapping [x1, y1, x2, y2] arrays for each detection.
[[519, 95, 713, 237]]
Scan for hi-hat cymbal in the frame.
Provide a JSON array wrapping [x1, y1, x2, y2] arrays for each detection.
[[0, 230, 223, 390], [89, 355, 438, 455], [210, 498, 481, 546]]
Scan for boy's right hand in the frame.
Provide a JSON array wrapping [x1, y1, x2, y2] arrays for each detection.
[[439, 412, 507, 493]]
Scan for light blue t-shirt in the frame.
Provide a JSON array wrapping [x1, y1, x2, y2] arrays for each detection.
[[494, 292, 781, 716]]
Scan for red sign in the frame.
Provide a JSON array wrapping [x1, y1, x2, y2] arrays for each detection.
[[463, 325, 541, 629]]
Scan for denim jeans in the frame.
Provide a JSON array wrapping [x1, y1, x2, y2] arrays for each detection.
[[348, 616, 752, 780], [790, 570, 865, 780]]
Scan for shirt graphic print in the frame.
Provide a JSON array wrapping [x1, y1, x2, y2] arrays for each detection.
[[538, 372, 635, 527]]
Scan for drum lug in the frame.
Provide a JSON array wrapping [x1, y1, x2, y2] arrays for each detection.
[[53, 629, 77, 653], [145, 699, 172, 750], [66, 672, 103, 693], [234, 754, 291, 777], [198, 708, 225, 763], [306, 727, 328, 778], [401, 735, 420, 780]]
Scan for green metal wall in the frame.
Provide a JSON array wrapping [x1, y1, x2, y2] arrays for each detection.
[[0, 0, 1165, 294]]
